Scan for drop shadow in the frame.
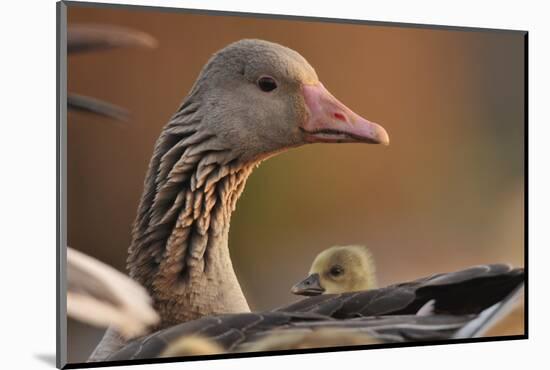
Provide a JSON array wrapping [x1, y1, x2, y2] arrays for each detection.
[[34, 353, 57, 367]]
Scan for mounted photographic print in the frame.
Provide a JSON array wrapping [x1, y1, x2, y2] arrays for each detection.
[[56, 1, 527, 368]]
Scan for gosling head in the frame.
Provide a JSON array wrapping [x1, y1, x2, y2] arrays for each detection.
[[291, 245, 377, 296], [187, 39, 389, 163]]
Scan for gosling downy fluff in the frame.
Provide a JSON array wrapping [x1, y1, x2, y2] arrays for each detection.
[[292, 245, 377, 296]]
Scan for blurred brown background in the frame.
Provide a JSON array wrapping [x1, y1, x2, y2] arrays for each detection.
[[66, 4, 525, 363]]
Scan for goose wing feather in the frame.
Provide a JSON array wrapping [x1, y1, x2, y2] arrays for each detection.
[[107, 313, 474, 360], [105, 264, 523, 360], [277, 264, 523, 317]]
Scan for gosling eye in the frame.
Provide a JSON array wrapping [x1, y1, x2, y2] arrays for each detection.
[[329, 265, 344, 277], [257, 76, 278, 92]]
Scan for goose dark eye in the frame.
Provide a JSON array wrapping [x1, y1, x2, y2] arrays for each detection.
[[330, 265, 344, 277], [257, 76, 277, 92]]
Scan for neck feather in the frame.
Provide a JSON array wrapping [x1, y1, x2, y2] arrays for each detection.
[[127, 100, 255, 327]]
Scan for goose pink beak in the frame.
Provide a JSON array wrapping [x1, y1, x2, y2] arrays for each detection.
[[300, 83, 389, 145]]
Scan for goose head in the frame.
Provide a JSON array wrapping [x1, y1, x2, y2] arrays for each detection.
[[188, 39, 389, 164], [291, 245, 377, 296]]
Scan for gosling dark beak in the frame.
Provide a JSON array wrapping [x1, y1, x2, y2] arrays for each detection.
[[291, 273, 325, 296]]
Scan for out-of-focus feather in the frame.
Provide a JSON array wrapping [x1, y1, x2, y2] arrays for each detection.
[[67, 24, 157, 121], [67, 93, 128, 121], [240, 328, 380, 352], [159, 336, 225, 357], [68, 24, 157, 54], [67, 247, 159, 339]]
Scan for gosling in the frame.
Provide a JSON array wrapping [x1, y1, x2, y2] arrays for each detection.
[[291, 245, 377, 296]]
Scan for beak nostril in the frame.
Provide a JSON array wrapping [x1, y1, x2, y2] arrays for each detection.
[[333, 112, 346, 122]]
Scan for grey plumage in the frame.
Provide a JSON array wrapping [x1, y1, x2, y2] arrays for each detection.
[[107, 314, 466, 360], [280, 264, 523, 317]]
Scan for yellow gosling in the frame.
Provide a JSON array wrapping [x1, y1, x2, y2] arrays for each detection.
[[292, 245, 377, 296]]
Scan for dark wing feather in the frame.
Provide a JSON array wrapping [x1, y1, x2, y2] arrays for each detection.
[[452, 282, 524, 339], [414, 265, 524, 315], [106, 264, 524, 360], [259, 314, 474, 343], [106, 313, 474, 360], [277, 264, 524, 317]]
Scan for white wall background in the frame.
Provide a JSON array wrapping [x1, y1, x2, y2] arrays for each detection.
[[1, 0, 546, 369]]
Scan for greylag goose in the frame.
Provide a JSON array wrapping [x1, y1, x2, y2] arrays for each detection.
[[67, 24, 156, 120], [84, 39, 523, 363], [67, 247, 159, 339], [291, 245, 377, 296]]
